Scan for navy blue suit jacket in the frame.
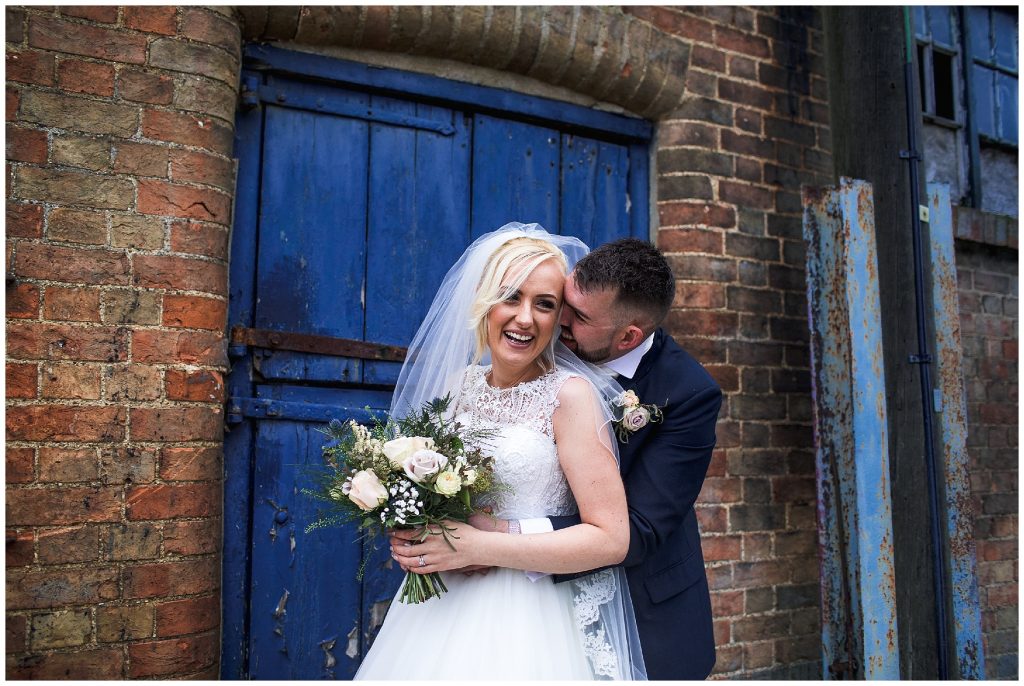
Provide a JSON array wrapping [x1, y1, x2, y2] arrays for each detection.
[[552, 329, 721, 680]]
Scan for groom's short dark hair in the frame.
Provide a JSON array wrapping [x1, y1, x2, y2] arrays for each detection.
[[573, 238, 675, 329]]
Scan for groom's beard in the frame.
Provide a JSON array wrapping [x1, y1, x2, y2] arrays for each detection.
[[559, 329, 613, 365]]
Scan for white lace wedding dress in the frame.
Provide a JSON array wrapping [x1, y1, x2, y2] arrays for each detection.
[[354, 365, 617, 680]]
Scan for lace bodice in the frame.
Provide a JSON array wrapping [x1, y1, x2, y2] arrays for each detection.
[[452, 365, 578, 521]]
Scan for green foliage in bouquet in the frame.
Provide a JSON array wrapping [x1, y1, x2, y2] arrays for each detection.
[[304, 395, 498, 603]]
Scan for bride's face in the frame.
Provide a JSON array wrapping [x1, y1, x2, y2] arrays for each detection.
[[486, 258, 565, 374]]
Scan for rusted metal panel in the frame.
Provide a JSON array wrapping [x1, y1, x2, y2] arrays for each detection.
[[926, 183, 986, 679], [803, 178, 901, 679]]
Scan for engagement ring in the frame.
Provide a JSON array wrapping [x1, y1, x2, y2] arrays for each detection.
[[418, 555, 426, 568]]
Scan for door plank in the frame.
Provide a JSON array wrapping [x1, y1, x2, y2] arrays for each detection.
[[471, 114, 560, 235]]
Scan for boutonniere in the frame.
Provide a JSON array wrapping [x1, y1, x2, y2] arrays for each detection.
[[613, 390, 663, 442]]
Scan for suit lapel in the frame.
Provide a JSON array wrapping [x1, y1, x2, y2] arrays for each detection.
[[615, 330, 664, 474]]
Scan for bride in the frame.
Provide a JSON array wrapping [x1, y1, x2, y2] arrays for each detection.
[[354, 224, 645, 680]]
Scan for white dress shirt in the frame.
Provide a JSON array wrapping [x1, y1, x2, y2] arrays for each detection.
[[519, 334, 655, 579]]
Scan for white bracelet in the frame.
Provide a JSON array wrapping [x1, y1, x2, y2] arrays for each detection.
[[508, 519, 521, 535]]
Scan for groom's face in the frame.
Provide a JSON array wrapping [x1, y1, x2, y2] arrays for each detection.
[[558, 273, 622, 364]]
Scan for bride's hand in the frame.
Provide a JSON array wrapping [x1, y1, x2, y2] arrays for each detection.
[[389, 520, 487, 574]]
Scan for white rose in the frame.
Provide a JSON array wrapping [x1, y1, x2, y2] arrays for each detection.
[[462, 468, 478, 486], [618, 390, 640, 407], [402, 449, 448, 483], [382, 436, 435, 471], [622, 406, 650, 432], [434, 470, 462, 497], [347, 470, 389, 511]]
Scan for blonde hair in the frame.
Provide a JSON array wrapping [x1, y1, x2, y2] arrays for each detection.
[[468, 236, 568, 370]]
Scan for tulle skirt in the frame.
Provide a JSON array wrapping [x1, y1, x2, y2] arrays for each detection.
[[355, 567, 593, 680]]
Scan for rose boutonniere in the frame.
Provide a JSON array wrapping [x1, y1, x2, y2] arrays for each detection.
[[613, 390, 663, 442]]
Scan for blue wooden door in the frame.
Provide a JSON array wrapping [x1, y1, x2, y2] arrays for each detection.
[[223, 45, 651, 680]]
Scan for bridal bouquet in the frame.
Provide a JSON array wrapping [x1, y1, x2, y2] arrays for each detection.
[[305, 396, 496, 604]]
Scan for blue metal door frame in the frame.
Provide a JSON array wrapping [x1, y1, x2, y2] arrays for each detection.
[[223, 45, 652, 679]]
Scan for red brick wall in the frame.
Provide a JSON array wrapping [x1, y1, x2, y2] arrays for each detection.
[[5, 6, 239, 678], [625, 6, 829, 678], [955, 238, 1019, 680]]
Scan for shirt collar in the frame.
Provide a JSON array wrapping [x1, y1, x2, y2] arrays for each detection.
[[602, 333, 655, 379]]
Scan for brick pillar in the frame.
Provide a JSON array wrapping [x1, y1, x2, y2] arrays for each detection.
[[6, 6, 240, 679], [954, 235, 1019, 680], [625, 6, 832, 678]]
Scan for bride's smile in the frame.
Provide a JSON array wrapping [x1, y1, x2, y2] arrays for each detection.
[[486, 258, 564, 386]]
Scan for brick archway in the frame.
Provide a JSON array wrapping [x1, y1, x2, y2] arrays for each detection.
[[236, 5, 691, 120]]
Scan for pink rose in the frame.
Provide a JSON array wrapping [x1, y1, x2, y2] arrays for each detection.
[[622, 406, 650, 432], [402, 449, 448, 483], [347, 470, 388, 511]]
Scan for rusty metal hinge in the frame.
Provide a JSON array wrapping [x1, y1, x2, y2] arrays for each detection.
[[230, 326, 407, 362]]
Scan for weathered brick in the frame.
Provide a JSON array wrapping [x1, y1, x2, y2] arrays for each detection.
[[7, 282, 40, 320], [17, 243, 128, 286], [97, 603, 154, 643], [41, 361, 102, 399], [660, 201, 736, 229], [6, 447, 35, 483], [6, 566, 119, 610], [6, 6, 25, 43], [128, 632, 219, 678], [105, 363, 162, 401], [60, 5, 119, 23], [6, 203, 44, 238], [162, 294, 226, 330], [141, 109, 232, 151], [149, 37, 236, 85], [718, 77, 773, 110], [101, 288, 162, 325], [132, 254, 227, 293], [14, 166, 133, 209], [57, 58, 115, 96], [162, 517, 220, 556], [6, 404, 125, 442], [124, 6, 178, 35], [7, 321, 130, 362], [51, 135, 111, 171], [7, 486, 122, 525], [658, 174, 714, 201], [7, 85, 21, 121], [660, 147, 735, 176], [155, 594, 219, 637], [6, 646, 124, 679], [18, 90, 138, 138], [38, 528, 99, 565], [38, 447, 98, 483], [169, 220, 228, 259], [29, 609, 92, 649], [98, 445, 158, 485], [172, 74, 236, 122], [667, 254, 738, 283], [673, 282, 726, 309], [112, 141, 169, 177], [6, 49, 56, 86], [29, 16, 147, 63], [6, 124, 48, 163], [122, 558, 219, 600], [47, 207, 108, 245], [104, 522, 161, 560], [137, 179, 232, 223], [110, 214, 165, 250], [6, 613, 28, 653], [130, 406, 224, 443], [164, 368, 224, 402], [160, 445, 221, 481], [658, 228, 724, 254], [168, 148, 234, 191], [118, 69, 174, 105], [131, 328, 227, 366]]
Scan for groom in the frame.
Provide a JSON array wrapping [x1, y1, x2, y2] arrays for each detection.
[[396, 238, 721, 680]]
